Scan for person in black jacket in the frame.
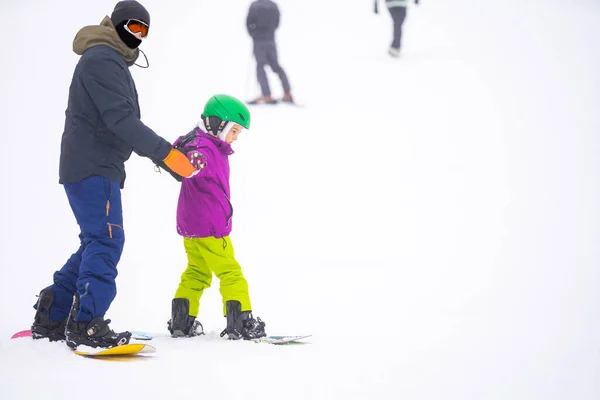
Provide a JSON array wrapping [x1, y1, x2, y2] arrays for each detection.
[[31, 0, 200, 349], [246, 0, 294, 105]]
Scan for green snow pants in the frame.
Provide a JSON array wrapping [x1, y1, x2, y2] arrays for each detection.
[[174, 236, 252, 317]]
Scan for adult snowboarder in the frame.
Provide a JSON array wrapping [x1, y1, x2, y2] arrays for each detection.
[[246, 0, 294, 105], [31, 0, 200, 349], [375, 0, 420, 57]]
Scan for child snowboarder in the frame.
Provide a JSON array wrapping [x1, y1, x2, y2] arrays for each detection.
[[166, 94, 267, 340]]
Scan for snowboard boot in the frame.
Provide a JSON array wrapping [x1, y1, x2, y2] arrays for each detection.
[[220, 300, 267, 340], [247, 95, 278, 105], [167, 298, 204, 338], [64, 294, 131, 349], [281, 92, 294, 104], [31, 288, 66, 341]]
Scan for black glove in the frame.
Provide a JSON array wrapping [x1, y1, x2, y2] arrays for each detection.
[[154, 160, 182, 182], [133, 146, 183, 182], [374, 0, 379, 14]]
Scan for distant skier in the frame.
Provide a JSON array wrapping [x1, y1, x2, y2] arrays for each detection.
[[30, 0, 200, 349], [246, 0, 294, 105], [166, 94, 267, 341], [375, 0, 419, 57]]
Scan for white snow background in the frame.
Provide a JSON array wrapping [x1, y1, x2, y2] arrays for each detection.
[[0, 0, 599, 399]]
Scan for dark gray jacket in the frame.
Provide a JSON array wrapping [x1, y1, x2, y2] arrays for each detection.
[[385, 0, 418, 8], [59, 17, 171, 188], [246, 0, 280, 41]]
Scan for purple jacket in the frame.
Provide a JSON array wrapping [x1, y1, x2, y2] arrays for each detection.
[[174, 128, 234, 238]]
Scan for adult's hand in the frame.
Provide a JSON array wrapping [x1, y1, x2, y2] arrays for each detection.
[[163, 148, 200, 178]]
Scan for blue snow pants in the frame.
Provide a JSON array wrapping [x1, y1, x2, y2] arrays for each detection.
[[36, 176, 125, 322]]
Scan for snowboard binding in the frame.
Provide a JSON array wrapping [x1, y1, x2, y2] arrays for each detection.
[[64, 293, 131, 349]]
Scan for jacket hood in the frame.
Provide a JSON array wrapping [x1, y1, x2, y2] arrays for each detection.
[[73, 16, 139, 66]]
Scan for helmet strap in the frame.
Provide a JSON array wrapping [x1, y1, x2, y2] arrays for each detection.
[[203, 115, 227, 138], [218, 121, 238, 142]]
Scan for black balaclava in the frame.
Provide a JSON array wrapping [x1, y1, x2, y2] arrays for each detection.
[[110, 0, 150, 49]]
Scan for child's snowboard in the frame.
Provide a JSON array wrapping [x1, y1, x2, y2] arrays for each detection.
[[252, 335, 312, 345], [133, 332, 312, 345]]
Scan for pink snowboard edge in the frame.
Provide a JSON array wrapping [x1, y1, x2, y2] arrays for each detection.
[[11, 330, 33, 339]]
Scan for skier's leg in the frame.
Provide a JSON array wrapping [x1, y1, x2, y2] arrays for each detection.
[[266, 41, 291, 95], [194, 236, 251, 316], [65, 176, 124, 322], [254, 41, 271, 97], [389, 6, 407, 51], [174, 237, 213, 317]]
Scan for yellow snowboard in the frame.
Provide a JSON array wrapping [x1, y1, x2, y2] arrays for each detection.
[[74, 343, 156, 357]]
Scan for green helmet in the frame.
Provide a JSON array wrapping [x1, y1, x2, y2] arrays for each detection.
[[202, 94, 251, 135]]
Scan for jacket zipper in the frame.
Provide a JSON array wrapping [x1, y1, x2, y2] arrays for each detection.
[[103, 182, 122, 238], [223, 192, 233, 228], [107, 223, 124, 239], [215, 180, 233, 227]]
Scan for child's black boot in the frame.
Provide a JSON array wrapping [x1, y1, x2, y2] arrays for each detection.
[[220, 300, 267, 340], [167, 298, 204, 338]]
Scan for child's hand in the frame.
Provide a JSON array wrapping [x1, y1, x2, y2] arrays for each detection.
[[187, 150, 207, 171]]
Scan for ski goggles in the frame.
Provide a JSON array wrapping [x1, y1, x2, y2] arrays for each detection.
[[124, 19, 149, 39]]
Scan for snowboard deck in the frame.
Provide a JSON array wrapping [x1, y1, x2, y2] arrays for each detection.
[[252, 335, 312, 345], [133, 332, 312, 345], [12, 329, 311, 347], [11, 330, 33, 339], [74, 343, 156, 357]]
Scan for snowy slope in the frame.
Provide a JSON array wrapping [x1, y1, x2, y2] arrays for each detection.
[[1, 0, 599, 399]]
